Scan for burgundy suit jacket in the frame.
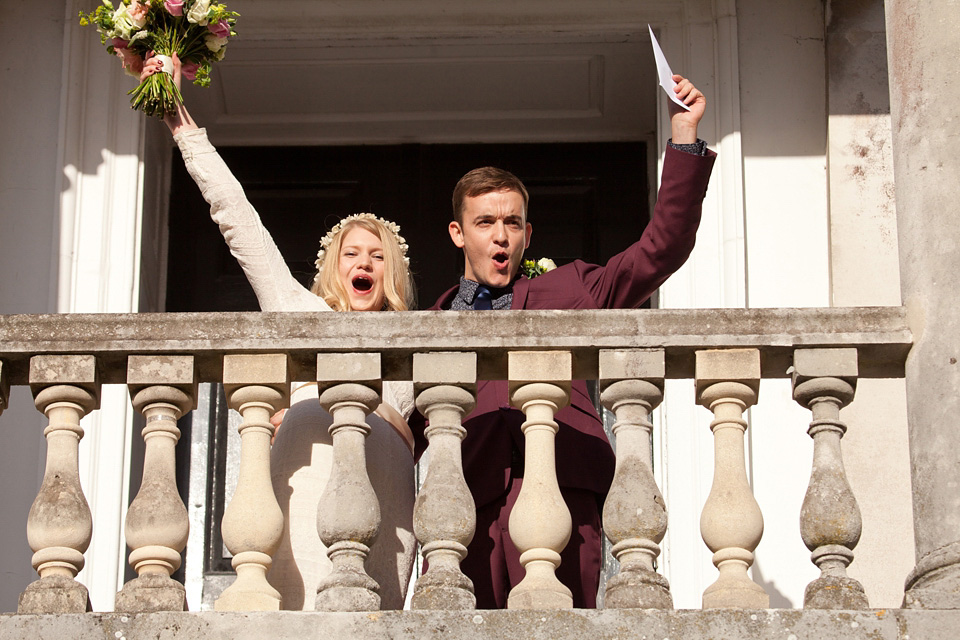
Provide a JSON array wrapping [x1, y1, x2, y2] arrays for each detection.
[[413, 145, 717, 509]]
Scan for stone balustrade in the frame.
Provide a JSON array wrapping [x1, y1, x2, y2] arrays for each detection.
[[0, 307, 913, 616]]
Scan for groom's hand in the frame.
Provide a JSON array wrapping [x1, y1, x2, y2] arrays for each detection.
[[669, 75, 706, 144]]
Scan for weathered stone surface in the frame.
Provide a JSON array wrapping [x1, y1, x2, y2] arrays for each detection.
[[598, 348, 665, 382], [804, 575, 869, 610], [127, 354, 197, 387], [411, 568, 475, 610], [16, 575, 89, 614], [792, 347, 858, 382], [115, 574, 186, 613], [0, 609, 957, 640], [694, 349, 761, 399], [507, 351, 572, 398], [888, 0, 960, 609], [222, 354, 289, 390], [317, 352, 381, 383], [412, 352, 477, 391], [603, 569, 672, 610], [28, 355, 100, 409], [28, 354, 98, 387], [599, 376, 670, 610], [412, 383, 476, 611], [0, 307, 911, 384]]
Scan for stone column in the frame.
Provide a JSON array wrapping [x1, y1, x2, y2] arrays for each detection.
[[314, 353, 383, 612], [411, 352, 477, 610], [791, 348, 868, 610], [116, 355, 197, 612], [215, 354, 289, 611], [885, 0, 960, 610], [506, 350, 573, 610], [695, 349, 768, 608], [598, 349, 672, 609], [18, 355, 100, 614]]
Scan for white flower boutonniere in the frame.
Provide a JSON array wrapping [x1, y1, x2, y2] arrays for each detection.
[[520, 257, 557, 279]]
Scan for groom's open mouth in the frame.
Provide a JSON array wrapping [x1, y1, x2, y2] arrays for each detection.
[[492, 251, 509, 270], [352, 274, 373, 292]]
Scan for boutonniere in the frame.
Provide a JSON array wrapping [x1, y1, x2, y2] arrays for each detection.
[[520, 257, 557, 279]]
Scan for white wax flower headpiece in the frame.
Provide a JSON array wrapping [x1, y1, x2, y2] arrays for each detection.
[[313, 213, 409, 284]]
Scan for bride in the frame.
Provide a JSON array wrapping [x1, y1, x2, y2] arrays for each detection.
[[137, 52, 417, 610]]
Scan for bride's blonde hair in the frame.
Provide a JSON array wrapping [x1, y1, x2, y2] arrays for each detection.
[[309, 214, 414, 311]]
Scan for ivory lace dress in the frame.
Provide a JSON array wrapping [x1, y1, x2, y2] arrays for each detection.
[[176, 128, 417, 610]]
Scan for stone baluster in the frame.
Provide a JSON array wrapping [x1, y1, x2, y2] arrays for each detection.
[[695, 349, 769, 608], [314, 353, 383, 611], [598, 349, 672, 609], [791, 348, 869, 609], [411, 352, 478, 610], [215, 354, 289, 611], [116, 355, 198, 612], [506, 350, 573, 609], [18, 355, 100, 614], [0, 359, 9, 416]]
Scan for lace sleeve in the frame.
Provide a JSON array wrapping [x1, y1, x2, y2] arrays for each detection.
[[173, 128, 330, 313], [382, 380, 415, 421]]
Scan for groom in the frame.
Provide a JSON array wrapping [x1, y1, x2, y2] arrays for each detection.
[[411, 75, 716, 609]]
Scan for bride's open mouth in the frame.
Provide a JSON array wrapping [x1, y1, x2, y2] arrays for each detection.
[[352, 274, 373, 292]]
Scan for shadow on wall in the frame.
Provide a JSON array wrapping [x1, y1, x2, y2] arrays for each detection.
[[752, 558, 795, 608]]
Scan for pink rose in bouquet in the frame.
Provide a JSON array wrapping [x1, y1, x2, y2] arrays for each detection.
[[181, 61, 200, 82], [208, 19, 230, 38], [112, 39, 144, 76], [80, 0, 239, 117], [127, 0, 150, 25], [164, 0, 185, 17]]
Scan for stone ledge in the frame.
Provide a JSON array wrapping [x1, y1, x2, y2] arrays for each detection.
[[0, 608, 955, 640], [0, 307, 911, 385]]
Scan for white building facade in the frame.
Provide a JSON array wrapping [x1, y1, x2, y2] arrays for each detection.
[[0, 0, 916, 613]]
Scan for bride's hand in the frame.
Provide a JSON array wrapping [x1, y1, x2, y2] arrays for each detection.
[[140, 51, 182, 90], [140, 52, 197, 135]]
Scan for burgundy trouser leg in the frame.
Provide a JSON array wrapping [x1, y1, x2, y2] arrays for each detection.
[[461, 477, 602, 609]]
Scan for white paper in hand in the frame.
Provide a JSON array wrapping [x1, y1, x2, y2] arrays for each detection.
[[649, 24, 690, 111]]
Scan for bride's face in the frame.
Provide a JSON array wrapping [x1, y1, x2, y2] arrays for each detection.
[[338, 226, 386, 311]]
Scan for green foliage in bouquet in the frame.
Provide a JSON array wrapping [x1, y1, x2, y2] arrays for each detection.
[[80, 0, 239, 117]]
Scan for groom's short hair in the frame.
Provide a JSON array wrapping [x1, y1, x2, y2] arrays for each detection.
[[452, 166, 530, 225]]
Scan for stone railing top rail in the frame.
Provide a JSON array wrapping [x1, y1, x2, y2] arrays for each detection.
[[0, 306, 911, 384]]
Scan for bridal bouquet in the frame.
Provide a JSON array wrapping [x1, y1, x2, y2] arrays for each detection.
[[79, 0, 239, 117]]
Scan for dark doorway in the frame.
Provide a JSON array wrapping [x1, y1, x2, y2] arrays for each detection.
[[165, 141, 649, 311]]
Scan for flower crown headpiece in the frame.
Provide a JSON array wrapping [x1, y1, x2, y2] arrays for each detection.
[[313, 213, 409, 284]]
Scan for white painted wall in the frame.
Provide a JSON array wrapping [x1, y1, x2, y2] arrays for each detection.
[[825, 0, 913, 608], [738, 0, 830, 608], [0, 0, 147, 613], [0, 0, 67, 613]]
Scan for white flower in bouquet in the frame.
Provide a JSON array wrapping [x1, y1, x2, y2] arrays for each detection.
[[110, 6, 137, 39], [205, 34, 228, 52], [187, 0, 212, 25]]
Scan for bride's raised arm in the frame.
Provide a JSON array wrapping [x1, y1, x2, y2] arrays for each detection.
[[140, 53, 327, 313]]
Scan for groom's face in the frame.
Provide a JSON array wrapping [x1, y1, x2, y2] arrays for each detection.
[[448, 189, 532, 288]]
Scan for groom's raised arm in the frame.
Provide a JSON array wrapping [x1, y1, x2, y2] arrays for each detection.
[[579, 74, 716, 309]]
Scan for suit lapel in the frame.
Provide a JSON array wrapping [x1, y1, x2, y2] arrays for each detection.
[[511, 275, 530, 309]]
